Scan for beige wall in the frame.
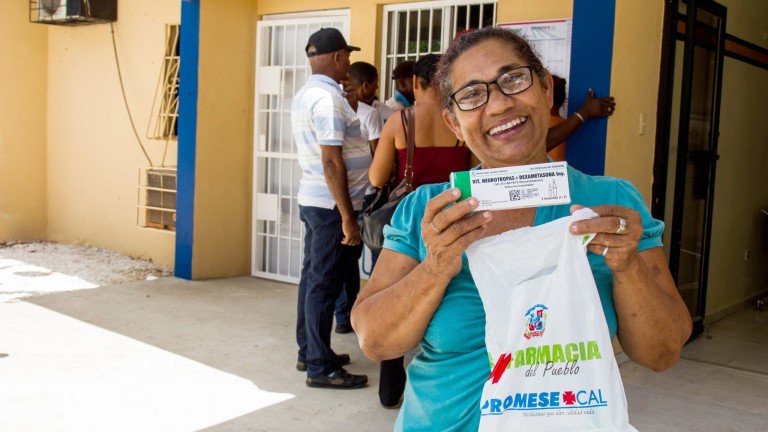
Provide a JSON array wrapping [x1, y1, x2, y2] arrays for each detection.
[[606, 1, 665, 198], [45, 1, 180, 265], [0, 3, 49, 241], [497, 1, 572, 21], [704, 0, 768, 318], [708, 56, 768, 316], [190, 0, 258, 278], [722, 0, 768, 50]]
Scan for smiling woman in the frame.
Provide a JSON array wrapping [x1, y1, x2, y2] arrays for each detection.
[[437, 35, 553, 169], [351, 26, 691, 432]]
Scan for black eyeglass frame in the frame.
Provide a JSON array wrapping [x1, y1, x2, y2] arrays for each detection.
[[449, 66, 537, 112]]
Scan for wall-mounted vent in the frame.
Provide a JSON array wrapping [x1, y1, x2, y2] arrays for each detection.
[[138, 168, 176, 232], [30, 0, 117, 25]]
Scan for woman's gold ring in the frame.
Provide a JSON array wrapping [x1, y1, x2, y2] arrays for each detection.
[[430, 220, 442, 233], [615, 217, 627, 235]]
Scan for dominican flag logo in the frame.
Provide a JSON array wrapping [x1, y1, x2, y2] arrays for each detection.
[[523, 304, 548, 340]]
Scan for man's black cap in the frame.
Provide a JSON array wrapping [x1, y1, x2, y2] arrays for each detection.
[[305, 28, 360, 57]]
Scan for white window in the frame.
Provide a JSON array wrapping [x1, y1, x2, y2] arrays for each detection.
[[380, 1, 497, 100], [147, 24, 180, 141]]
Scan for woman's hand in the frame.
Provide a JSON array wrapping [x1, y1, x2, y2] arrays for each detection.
[[421, 188, 491, 280], [577, 88, 616, 120], [568, 204, 641, 273], [569, 204, 692, 371]]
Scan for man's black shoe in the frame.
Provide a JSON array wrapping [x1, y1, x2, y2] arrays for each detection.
[[296, 353, 350, 372], [335, 322, 353, 334], [306, 368, 368, 389]]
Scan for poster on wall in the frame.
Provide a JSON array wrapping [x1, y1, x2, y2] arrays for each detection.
[[498, 19, 573, 117]]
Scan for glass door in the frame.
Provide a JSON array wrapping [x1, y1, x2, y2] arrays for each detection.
[[663, 0, 726, 338]]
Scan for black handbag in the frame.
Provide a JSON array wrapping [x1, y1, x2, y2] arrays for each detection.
[[362, 108, 415, 253]]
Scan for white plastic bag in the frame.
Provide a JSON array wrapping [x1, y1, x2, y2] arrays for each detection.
[[466, 208, 636, 432]]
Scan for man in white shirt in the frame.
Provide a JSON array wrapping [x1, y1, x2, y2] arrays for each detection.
[[291, 27, 369, 390]]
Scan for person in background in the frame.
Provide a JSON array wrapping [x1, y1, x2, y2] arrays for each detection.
[[367, 54, 473, 409], [369, 55, 472, 191], [352, 27, 690, 428], [386, 60, 416, 111], [334, 61, 384, 335], [547, 74, 569, 161], [546, 74, 616, 161], [345, 61, 384, 153], [373, 60, 416, 123], [291, 27, 369, 389]]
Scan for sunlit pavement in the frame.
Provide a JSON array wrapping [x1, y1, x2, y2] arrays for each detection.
[[0, 257, 98, 303], [0, 301, 292, 431], [0, 275, 397, 432]]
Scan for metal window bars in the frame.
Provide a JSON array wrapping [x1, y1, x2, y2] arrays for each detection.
[[381, 1, 496, 100], [147, 24, 180, 141]]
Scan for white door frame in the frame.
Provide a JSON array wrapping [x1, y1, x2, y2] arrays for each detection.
[[251, 10, 351, 283]]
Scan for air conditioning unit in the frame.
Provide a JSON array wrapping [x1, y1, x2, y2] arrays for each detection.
[[138, 168, 177, 232], [30, 0, 117, 25]]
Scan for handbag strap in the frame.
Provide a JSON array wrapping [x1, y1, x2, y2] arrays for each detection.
[[400, 108, 415, 192]]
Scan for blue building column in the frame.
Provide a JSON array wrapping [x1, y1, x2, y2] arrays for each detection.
[[565, 0, 616, 176], [175, 0, 200, 279]]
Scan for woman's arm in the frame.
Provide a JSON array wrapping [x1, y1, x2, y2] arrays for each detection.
[[352, 250, 446, 360], [612, 247, 691, 371], [368, 113, 401, 187], [352, 189, 491, 361], [546, 89, 616, 151], [568, 204, 692, 371]]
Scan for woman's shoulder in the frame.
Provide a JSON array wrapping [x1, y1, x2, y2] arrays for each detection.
[[398, 182, 451, 212], [390, 182, 450, 233], [567, 166, 646, 209], [411, 182, 452, 200], [568, 165, 636, 189]]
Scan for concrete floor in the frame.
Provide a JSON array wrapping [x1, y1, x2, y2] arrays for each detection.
[[1, 275, 767, 431]]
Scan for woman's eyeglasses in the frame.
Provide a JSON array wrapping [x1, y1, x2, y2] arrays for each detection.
[[450, 66, 535, 111]]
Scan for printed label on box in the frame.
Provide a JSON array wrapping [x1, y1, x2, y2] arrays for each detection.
[[450, 162, 571, 211]]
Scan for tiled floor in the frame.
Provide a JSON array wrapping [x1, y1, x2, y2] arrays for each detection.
[[621, 307, 768, 431]]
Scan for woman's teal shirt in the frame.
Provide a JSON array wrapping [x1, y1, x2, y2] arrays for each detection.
[[383, 166, 663, 431]]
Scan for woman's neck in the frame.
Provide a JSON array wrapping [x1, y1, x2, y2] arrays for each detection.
[[414, 88, 438, 105]]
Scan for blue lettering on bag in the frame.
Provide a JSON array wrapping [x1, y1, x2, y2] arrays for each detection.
[[481, 389, 606, 416]]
